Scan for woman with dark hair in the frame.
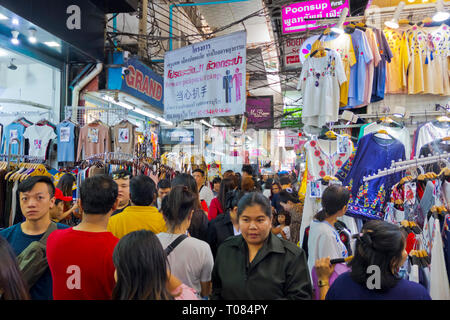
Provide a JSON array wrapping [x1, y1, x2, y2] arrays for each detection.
[[0, 236, 30, 300], [158, 186, 214, 299], [278, 190, 303, 245], [211, 192, 312, 300], [171, 173, 209, 241], [208, 178, 235, 221], [207, 189, 243, 258], [315, 220, 431, 300], [112, 230, 197, 300], [307, 184, 350, 275], [55, 173, 79, 225]]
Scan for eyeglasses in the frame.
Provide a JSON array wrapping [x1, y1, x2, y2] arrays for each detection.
[[113, 173, 131, 180]]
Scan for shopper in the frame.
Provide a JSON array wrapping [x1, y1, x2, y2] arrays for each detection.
[[262, 178, 273, 199], [0, 236, 30, 300], [193, 169, 214, 208], [223, 170, 234, 180], [316, 220, 431, 300], [112, 230, 198, 300], [212, 177, 221, 197], [272, 210, 291, 241], [211, 192, 312, 300], [171, 173, 209, 242], [107, 175, 167, 239], [158, 186, 214, 299], [47, 175, 119, 300], [278, 190, 303, 245], [208, 178, 235, 221], [242, 164, 261, 192], [307, 185, 350, 275], [49, 188, 75, 223], [0, 176, 69, 300], [55, 173, 79, 225], [207, 189, 243, 258], [111, 170, 133, 216], [157, 179, 171, 211]]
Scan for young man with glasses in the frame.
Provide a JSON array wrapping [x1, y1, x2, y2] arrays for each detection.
[[111, 170, 132, 216]]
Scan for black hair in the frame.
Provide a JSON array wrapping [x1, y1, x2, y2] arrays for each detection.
[[237, 192, 272, 218], [276, 210, 291, 225], [218, 178, 236, 211], [224, 189, 244, 212], [265, 178, 274, 190], [130, 175, 156, 206], [56, 173, 75, 198], [192, 168, 205, 177], [279, 176, 291, 186], [349, 220, 407, 291], [112, 169, 133, 179], [212, 176, 222, 185], [80, 175, 118, 214], [242, 164, 253, 176], [18, 175, 55, 198], [0, 236, 30, 300], [157, 179, 171, 190], [112, 230, 173, 300], [314, 184, 350, 222], [171, 173, 201, 209], [278, 190, 300, 204], [161, 185, 198, 230]]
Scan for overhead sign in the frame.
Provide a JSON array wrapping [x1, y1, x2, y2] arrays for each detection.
[[283, 37, 307, 69], [282, 0, 350, 34], [164, 31, 247, 122], [160, 128, 196, 145], [107, 53, 164, 112], [246, 96, 273, 129], [282, 91, 303, 128]]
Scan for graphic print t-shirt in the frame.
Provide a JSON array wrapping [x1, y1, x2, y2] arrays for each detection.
[[23, 125, 57, 158], [57, 121, 76, 162]]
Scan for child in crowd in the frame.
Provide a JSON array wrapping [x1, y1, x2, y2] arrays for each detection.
[[272, 210, 291, 241]]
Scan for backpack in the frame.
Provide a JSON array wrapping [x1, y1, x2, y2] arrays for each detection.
[[17, 222, 57, 289]]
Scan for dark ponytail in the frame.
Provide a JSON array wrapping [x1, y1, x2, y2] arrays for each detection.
[[161, 185, 197, 231], [314, 184, 350, 221]]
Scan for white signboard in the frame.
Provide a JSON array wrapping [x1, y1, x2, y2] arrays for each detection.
[[164, 31, 247, 122], [283, 37, 307, 69]]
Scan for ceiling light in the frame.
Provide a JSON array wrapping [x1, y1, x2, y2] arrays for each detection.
[[12, 18, 19, 25], [103, 95, 134, 110], [44, 41, 60, 47], [433, 0, 450, 22], [200, 120, 213, 128], [0, 13, 8, 20], [28, 28, 37, 44], [384, 1, 405, 29], [11, 30, 19, 45]]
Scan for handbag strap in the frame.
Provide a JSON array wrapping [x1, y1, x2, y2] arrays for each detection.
[[165, 234, 188, 256], [39, 222, 58, 245]]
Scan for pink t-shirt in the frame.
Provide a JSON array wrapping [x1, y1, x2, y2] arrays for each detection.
[[173, 283, 199, 300]]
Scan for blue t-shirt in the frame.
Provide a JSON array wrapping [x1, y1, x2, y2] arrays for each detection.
[[371, 28, 393, 102], [326, 272, 431, 300], [56, 121, 76, 162], [0, 222, 69, 300], [0, 122, 26, 155]]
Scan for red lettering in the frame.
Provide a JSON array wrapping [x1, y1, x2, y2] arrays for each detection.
[[142, 75, 149, 95], [135, 70, 143, 91], [155, 83, 162, 101], [149, 79, 157, 99], [125, 66, 135, 87]]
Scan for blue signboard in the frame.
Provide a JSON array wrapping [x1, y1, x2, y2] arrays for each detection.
[[108, 52, 164, 111]]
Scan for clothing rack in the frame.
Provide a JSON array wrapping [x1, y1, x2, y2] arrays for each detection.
[[0, 111, 52, 120], [363, 153, 450, 182], [390, 152, 450, 168]]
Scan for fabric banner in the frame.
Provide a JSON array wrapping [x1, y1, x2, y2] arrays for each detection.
[[246, 96, 273, 129], [164, 31, 247, 122]]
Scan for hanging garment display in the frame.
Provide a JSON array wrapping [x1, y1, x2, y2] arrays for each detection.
[[297, 49, 347, 129], [23, 124, 57, 159], [371, 27, 393, 102], [384, 26, 410, 94], [414, 121, 450, 158], [76, 121, 111, 161], [56, 120, 79, 163], [112, 120, 136, 155], [0, 122, 26, 155], [336, 132, 406, 220]]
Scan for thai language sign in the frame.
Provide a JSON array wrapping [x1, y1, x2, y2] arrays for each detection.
[[283, 37, 307, 69], [282, 0, 349, 34], [164, 31, 247, 122], [246, 96, 273, 129]]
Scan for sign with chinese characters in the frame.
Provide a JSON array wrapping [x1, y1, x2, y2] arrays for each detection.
[[281, 0, 350, 34], [246, 96, 273, 129], [164, 31, 247, 122]]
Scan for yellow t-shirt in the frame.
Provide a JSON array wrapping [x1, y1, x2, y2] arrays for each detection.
[[384, 27, 410, 94], [311, 34, 356, 106], [405, 26, 426, 94], [107, 205, 167, 239]]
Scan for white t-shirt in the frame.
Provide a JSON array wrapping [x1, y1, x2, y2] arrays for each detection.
[[362, 123, 412, 159], [23, 125, 57, 158], [298, 49, 346, 128], [276, 225, 290, 240], [415, 122, 450, 158], [199, 185, 215, 207], [157, 233, 214, 295], [307, 220, 349, 278]]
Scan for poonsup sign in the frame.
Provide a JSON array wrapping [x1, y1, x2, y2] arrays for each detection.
[[282, 0, 350, 34], [164, 31, 247, 122]]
